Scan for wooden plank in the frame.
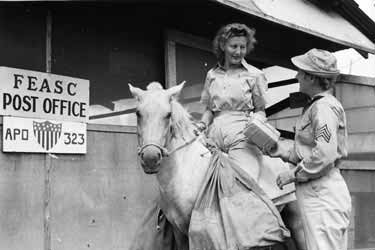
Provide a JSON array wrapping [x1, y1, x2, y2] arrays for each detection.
[[45, 11, 53, 250], [164, 38, 176, 88], [341, 170, 375, 193], [44, 155, 52, 250], [165, 29, 211, 52], [87, 123, 137, 134], [336, 82, 375, 109], [49, 130, 158, 250], [346, 107, 375, 133], [46, 10, 52, 73], [341, 160, 375, 170], [164, 29, 212, 88], [212, 0, 375, 54], [267, 107, 302, 120], [337, 74, 375, 87], [348, 133, 375, 154], [0, 130, 45, 250]]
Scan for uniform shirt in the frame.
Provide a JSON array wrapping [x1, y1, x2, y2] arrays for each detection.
[[289, 92, 348, 181], [200, 59, 268, 112]]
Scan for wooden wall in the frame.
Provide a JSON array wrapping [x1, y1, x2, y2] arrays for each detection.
[[0, 123, 158, 250]]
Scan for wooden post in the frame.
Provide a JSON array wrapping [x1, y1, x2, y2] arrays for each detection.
[[44, 155, 52, 250], [46, 9, 52, 73], [44, 9, 52, 250]]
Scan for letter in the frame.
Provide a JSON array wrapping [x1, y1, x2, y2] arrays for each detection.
[[52, 98, 59, 114], [30, 96, 39, 112], [22, 95, 32, 112], [21, 129, 28, 140], [72, 101, 80, 116], [5, 128, 12, 140], [13, 74, 24, 89], [39, 78, 51, 93], [27, 76, 38, 91], [43, 98, 52, 113], [67, 82, 77, 96], [80, 102, 87, 118], [12, 94, 22, 110], [60, 99, 68, 115], [54, 80, 63, 94], [3, 93, 12, 109], [13, 128, 20, 139]]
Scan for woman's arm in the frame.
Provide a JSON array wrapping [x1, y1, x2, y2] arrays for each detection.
[[252, 73, 267, 120], [197, 70, 214, 131], [200, 108, 214, 128]]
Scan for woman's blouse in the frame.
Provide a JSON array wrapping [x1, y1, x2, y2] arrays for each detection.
[[200, 60, 268, 113], [289, 92, 348, 181]]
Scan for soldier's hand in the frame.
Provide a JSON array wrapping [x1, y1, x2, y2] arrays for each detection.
[[276, 170, 296, 189], [264, 139, 289, 161]]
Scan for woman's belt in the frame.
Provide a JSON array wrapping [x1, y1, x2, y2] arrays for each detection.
[[213, 110, 253, 118]]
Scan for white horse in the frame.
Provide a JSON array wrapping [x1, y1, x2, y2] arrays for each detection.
[[129, 82, 305, 250]]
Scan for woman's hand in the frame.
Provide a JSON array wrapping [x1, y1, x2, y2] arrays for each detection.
[[194, 121, 207, 136], [276, 169, 296, 189]]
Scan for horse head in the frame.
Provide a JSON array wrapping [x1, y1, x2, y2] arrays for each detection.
[[129, 81, 185, 174]]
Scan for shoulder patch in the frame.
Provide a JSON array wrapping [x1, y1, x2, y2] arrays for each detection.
[[315, 124, 331, 143]]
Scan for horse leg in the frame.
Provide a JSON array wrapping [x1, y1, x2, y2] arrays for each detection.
[[172, 228, 189, 250], [281, 201, 307, 250]]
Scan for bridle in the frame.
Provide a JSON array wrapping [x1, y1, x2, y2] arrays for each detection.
[[137, 143, 169, 157], [137, 136, 200, 159], [137, 115, 201, 161]]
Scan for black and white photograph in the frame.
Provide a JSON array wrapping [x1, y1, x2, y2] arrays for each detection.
[[0, 0, 374, 249]]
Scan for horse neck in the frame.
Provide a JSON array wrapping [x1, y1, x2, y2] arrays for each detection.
[[156, 128, 210, 207], [156, 131, 196, 190]]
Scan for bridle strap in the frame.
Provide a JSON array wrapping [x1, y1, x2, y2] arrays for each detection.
[[137, 143, 169, 157], [167, 135, 201, 156], [138, 134, 201, 159]]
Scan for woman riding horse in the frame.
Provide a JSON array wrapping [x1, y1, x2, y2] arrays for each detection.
[[195, 23, 306, 249]]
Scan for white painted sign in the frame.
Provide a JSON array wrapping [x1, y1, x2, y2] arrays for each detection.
[[3, 116, 87, 154], [0, 67, 89, 122]]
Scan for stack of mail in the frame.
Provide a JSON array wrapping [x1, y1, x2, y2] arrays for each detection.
[[244, 117, 280, 152]]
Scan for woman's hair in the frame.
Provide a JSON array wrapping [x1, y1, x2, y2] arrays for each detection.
[[212, 23, 257, 61]]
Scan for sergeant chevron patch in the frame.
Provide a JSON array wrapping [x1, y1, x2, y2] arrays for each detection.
[[315, 124, 331, 143]]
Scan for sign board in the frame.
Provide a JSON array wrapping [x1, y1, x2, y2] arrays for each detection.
[[3, 116, 87, 154], [0, 67, 89, 122]]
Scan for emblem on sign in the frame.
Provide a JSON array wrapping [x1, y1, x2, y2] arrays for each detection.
[[33, 121, 62, 151]]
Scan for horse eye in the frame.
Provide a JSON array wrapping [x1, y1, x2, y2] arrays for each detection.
[[165, 112, 172, 119], [135, 110, 141, 118]]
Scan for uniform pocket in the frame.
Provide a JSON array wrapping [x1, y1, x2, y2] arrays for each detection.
[[296, 119, 314, 145], [300, 122, 311, 131]]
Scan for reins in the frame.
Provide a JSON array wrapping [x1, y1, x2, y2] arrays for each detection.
[[138, 134, 202, 158], [166, 134, 201, 156]]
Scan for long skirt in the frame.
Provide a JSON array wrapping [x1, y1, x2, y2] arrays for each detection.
[[207, 111, 295, 206]]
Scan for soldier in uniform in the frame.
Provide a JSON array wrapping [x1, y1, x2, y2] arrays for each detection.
[[266, 48, 352, 250]]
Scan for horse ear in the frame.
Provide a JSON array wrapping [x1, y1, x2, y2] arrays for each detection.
[[128, 83, 145, 101], [166, 81, 185, 100]]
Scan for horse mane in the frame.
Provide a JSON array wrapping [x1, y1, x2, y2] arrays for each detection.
[[144, 81, 196, 139], [147, 81, 163, 91], [170, 99, 195, 139]]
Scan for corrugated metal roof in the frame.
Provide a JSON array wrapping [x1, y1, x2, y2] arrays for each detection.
[[212, 0, 375, 54]]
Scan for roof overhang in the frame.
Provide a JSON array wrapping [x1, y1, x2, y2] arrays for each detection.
[[211, 0, 375, 54]]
